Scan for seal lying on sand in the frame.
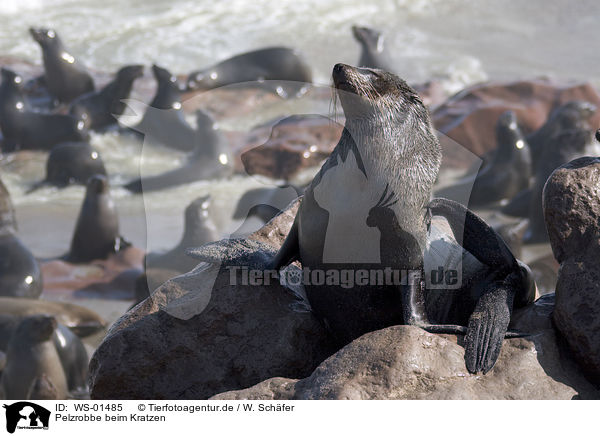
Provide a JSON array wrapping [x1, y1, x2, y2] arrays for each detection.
[[269, 64, 534, 374], [186, 47, 312, 97], [29, 27, 94, 103], [124, 109, 233, 192], [69, 64, 144, 130], [0, 68, 87, 152]]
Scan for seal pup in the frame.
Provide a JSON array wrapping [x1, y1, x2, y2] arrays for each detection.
[[186, 47, 312, 97], [124, 109, 232, 192], [352, 25, 393, 71], [145, 195, 219, 273], [270, 64, 532, 374], [435, 110, 532, 207], [67, 175, 127, 263], [29, 27, 94, 103], [2, 315, 68, 400], [0, 232, 43, 299], [28, 142, 107, 192], [0, 68, 87, 152], [128, 64, 201, 153], [69, 64, 144, 130]]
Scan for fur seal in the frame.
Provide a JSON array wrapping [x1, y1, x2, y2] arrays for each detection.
[[0, 176, 16, 232], [28, 142, 107, 192], [0, 297, 106, 338], [352, 25, 393, 71], [0, 232, 43, 299], [145, 195, 219, 273], [69, 65, 144, 130], [129, 64, 202, 153], [124, 109, 232, 192], [52, 324, 88, 394], [1, 315, 68, 400], [435, 110, 532, 207], [186, 47, 312, 97], [26, 374, 59, 400], [67, 175, 126, 263], [29, 27, 94, 103], [527, 100, 597, 171], [0, 68, 87, 152], [501, 101, 597, 218], [270, 64, 533, 374]]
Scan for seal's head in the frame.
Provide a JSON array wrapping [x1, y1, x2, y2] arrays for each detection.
[[29, 27, 61, 49], [352, 25, 383, 51], [496, 110, 528, 155], [186, 194, 211, 224], [550, 100, 597, 131], [1, 68, 22, 89], [152, 64, 177, 85], [332, 63, 426, 124], [86, 174, 109, 195], [117, 65, 144, 82], [15, 315, 57, 343]]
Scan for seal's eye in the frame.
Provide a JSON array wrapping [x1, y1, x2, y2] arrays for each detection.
[[47, 30, 55, 38]]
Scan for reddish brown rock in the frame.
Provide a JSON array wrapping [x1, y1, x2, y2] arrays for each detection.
[[543, 157, 600, 385], [238, 115, 343, 180], [41, 246, 144, 299], [432, 80, 600, 161]]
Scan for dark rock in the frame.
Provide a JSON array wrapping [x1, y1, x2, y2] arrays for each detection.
[[544, 157, 600, 384], [89, 200, 336, 399]]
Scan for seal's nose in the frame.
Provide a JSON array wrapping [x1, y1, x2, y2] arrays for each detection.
[[333, 63, 349, 75]]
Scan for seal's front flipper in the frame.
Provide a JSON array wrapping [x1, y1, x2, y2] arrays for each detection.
[[464, 282, 514, 374], [268, 215, 300, 270]]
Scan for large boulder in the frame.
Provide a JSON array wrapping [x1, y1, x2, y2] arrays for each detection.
[[89, 200, 336, 399], [213, 295, 599, 400], [543, 157, 600, 384], [237, 115, 343, 180]]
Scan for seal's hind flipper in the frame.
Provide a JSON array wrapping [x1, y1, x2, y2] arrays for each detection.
[[464, 281, 513, 374], [428, 197, 518, 273]]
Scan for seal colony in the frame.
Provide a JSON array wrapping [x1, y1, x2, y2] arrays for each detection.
[[271, 64, 534, 373], [2, 21, 600, 399]]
